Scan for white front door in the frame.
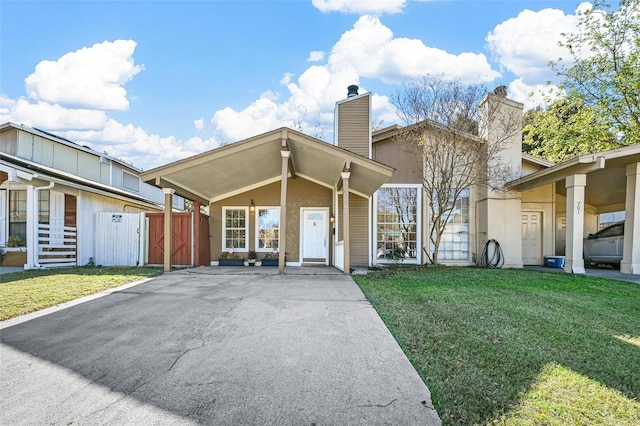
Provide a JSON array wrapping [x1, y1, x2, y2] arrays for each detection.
[[302, 209, 328, 264], [522, 211, 543, 265]]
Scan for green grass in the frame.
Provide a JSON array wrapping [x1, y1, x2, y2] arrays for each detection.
[[354, 267, 640, 425], [0, 267, 163, 321]]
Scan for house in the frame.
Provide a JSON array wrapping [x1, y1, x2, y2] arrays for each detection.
[[142, 85, 640, 276], [0, 123, 184, 269]]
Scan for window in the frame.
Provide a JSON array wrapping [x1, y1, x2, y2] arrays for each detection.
[[376, 187, 418, 261], [9, 190, 27, 242], [434, 189, 470, 260], [223, 207, 248, 251], [38, 190, 50, 224], [122, 170, 140, 192], [256, 208, 279, 251]]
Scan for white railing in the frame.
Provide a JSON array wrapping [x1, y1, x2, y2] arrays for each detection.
[[335, 241, 344, 271], [37, 224, 77, 268]]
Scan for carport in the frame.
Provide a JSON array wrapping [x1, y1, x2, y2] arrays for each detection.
[[509, 144, 640, 275], [141, 128, 393, 274]]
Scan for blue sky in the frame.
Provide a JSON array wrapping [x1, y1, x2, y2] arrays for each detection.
[[1, 0, 587, 170]]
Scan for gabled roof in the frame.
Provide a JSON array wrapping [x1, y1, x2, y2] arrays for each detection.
[[141, 127, 394, 204]]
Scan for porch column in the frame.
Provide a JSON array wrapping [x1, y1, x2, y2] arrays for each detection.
[[163, 188, 174, 272], [564, 174, 586, 274], [25, 184, 37, 269], [193, 200, 202, 267], [279, 151, 290, 273], [621, 162, 640, 274], [342, 171, 351, 275]]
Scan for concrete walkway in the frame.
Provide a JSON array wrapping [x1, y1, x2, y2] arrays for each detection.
[[0, 267, 441, 425]]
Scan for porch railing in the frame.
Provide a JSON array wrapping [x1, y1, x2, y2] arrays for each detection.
[[37, 223, 77, 268]]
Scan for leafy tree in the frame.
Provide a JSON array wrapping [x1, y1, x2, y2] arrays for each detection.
[[550, 0, 640, 145], [392, 77, 520, 264], [523, 98, 618, 162]]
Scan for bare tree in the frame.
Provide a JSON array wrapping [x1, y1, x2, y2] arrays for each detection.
[[392, 76, 521, 264]]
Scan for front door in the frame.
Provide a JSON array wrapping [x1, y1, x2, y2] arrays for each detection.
[[522, 211, 543, 265], [302, 209, 328, 264]]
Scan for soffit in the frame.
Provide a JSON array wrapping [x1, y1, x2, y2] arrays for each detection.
[[141, 128, 394, 203], [510, 145, 640, 210]]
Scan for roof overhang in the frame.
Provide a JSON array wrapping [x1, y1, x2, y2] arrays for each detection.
[[508, 144, 640, 212], [141, 128, 395, 203], [0, 153, 162, 210]]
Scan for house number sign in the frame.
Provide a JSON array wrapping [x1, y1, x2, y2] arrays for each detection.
[[112, 214, 123, 223]]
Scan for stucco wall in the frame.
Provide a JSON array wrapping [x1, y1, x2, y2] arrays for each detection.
[[209, 178, 333, 263]]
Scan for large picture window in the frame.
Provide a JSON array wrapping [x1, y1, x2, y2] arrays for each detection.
[[376, 187, 419, 262], [435, 188, 470, 260], [256, 207, 279, 251], [223, 207, 248, 251]]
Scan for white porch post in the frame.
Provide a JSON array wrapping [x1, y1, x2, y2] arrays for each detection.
[[279, 150, 289, 274], [342, 171, 351, 275], [25, 184, 37, 269], [163, 188, 174, 273], [621, 162, 640, 274], [564, 174, 586, 274]]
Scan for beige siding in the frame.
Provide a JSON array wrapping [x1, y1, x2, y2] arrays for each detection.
[[210, 178, 332, 263], [372, 139, 422, 184], [337, 193, 370, 267], [0, 129, 18, 155], [336, 95, 370, 157]]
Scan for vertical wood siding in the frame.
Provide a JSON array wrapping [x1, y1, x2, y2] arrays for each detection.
[[337, 95, 370, 157]]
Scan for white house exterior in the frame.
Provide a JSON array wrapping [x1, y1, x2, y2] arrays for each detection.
[[0, 122, 182, 269]]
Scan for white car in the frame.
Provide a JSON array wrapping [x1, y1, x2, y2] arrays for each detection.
[[583, 221, 624, 267]]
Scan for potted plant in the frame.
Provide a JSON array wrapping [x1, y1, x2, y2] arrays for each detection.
[[261, 250, 280, 267], [218, 248, 245, 266], [248, 251, 257, 266], [1, 235, 27, 266]]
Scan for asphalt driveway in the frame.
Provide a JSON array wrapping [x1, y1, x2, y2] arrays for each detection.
[[0, 267, 441, 425]]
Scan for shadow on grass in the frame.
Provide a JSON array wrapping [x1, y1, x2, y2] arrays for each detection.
[[355, 267, 640, 425]]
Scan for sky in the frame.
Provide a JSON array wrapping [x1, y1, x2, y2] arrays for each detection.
[[0, 0, 592, 171]]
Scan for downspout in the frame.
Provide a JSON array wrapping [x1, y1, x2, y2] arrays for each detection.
[[33, 181, 55, 268]]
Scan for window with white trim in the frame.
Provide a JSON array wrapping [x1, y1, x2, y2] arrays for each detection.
[[376, 187, 418, 261], [434, 188, 470, 260], [256, 207, 279, 251], [223, 207, 248, 251]]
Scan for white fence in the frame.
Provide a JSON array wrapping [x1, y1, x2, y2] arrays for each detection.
[[37, 223, 77, 268], [335, 241, 344, 271], [94, 212, 145, 267]]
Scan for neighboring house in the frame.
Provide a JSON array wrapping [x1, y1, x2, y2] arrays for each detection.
[[142, 85, 640, 276], [0, 123, 183, 269]]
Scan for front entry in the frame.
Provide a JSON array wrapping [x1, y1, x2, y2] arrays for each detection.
[[301, 209, 328, 264], [522, 211, 543, 265]]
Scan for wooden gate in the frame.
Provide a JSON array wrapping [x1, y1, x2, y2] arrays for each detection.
[[147, 212, 210, 267]]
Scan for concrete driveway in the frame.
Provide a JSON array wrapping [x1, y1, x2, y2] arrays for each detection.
[[0, 267, 441, 425]]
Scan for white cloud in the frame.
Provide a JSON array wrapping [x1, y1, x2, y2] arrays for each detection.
[[308, 51, 326, 62], [0, 97, 108, 130], [63, 119, 219, 170], [486, 5, 585, 84], [194, 118, 204, 131], [211, 15, 500, 142], [24, 39, 143, 111], [507, 78, 563, 111], [312, 0, 406, 15]]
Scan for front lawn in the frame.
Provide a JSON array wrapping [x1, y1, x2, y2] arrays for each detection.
[[354, 267, 640, 425], [0, 267, 163, 321]]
